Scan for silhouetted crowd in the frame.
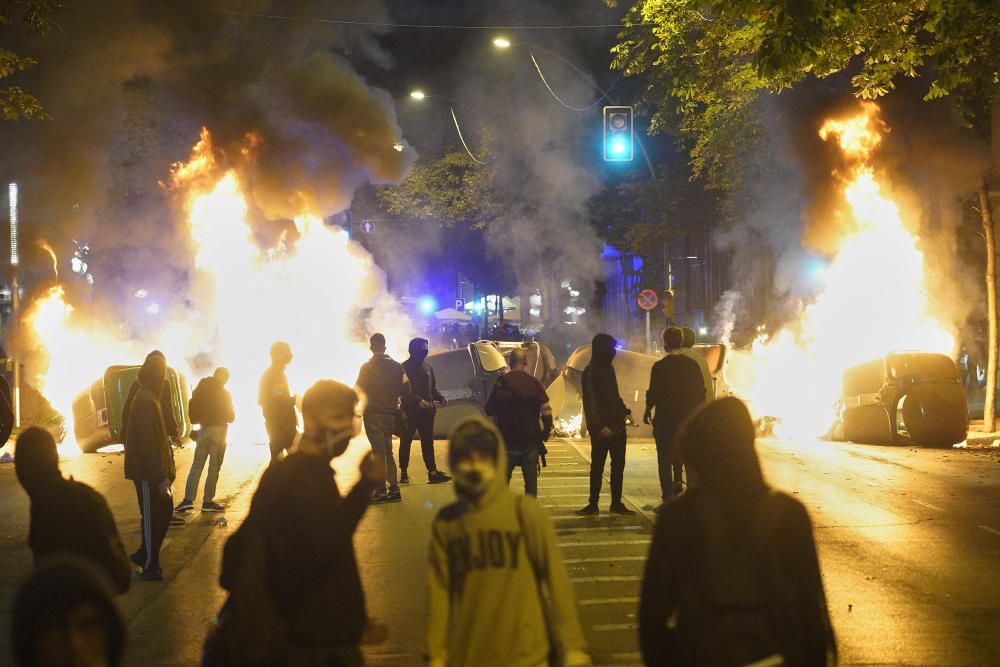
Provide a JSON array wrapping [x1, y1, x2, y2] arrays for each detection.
[[10, 331, 837, 666]]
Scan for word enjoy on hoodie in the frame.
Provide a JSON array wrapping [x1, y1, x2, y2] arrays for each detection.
[[446, 529, 523, 577]]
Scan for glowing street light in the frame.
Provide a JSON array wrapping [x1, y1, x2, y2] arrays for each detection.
[[492, 36, 511, 49], [409, 89, 426, 100]]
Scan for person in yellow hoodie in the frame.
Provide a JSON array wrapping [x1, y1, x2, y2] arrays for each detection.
[[427, 416, 590, 667]]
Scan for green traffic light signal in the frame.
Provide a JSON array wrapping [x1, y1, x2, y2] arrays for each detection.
[[603, 106, 634, 162]]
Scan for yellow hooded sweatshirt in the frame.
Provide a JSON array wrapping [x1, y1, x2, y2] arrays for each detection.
[[426, 417, 587, 667]]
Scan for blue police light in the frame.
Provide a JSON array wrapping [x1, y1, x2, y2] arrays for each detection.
[[418, 296, 438, 315], [472, 301, 485, 314]]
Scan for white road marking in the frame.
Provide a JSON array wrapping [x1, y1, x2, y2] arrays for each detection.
[[578, 597, 640, 606], [979, 525, 1000, 537], [564, 556, 646, 564], [571, 575, 641, 583], [592, 622, 639, 632], [555, 525, 644, 533], [912, 499, 944, 511], [559, 539, 650, 547]]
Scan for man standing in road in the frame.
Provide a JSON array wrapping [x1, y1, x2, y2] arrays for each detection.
[[576, 333, 635, 516], [259, 342, 297, 462], [15, 427, 132, 595], [680, 326, 714, 400], [176, 367, 235, 514], [400, 337, 451, 485], [356, 333, 408, 504], [123, 352, 175, 581], [645, 327, 706, 509], [221, 380, 387, 665], [484, 347, 553, 497]]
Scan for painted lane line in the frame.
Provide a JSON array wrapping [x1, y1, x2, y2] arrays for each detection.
[[558, 539, 650, 547], [979, 525, 1000, 537], [555, 525, 644, 533], [571, 575, 641, 583], [912, 499, 944, 512], [578, 597, 640, 606], [592, 623, 639, 632], [564, 556, 646, 564]]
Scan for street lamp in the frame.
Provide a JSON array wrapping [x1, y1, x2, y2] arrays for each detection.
[[409, 89, 426, 100], [492, 36, 511, 49], [406, 89, 494, 165]]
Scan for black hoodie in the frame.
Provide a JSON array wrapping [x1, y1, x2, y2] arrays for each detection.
[[581, 333, 627, 435], [123, 356, 175, 482]]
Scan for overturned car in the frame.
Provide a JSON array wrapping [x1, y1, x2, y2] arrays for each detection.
[[833, 351, 968, 448], [71, 365, 192, 453], [427, 341, 509, 438]]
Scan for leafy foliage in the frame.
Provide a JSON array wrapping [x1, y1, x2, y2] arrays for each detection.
[[0, 0, 62, 120], [611, 0, 1000, 188]]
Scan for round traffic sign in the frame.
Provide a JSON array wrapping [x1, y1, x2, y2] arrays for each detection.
[[637, 288, 659, 311]]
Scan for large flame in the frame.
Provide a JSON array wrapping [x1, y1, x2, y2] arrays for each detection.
[[736, 103, 953, 435], [23, 128, 413, 451]]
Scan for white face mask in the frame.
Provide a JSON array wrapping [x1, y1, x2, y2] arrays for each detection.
[[315, 418, 361, 458], [453, 458, 496, 496]]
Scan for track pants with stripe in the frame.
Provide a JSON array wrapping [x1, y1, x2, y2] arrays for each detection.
[[133, 480, 172, 571]]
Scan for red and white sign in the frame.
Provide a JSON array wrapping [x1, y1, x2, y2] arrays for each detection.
[[637, 289, 659, 311]]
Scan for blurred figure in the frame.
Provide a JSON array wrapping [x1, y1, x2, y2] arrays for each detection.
[[12, 559, 125, 667], [121, 350, 181, 446], [644, 327, 705, 510], [400, 337, 451, 485], [123, 352, 175, 581], [356, 333, 408, 504], [259, 342, 298, 462], [220, 380, 386, 666], [640, 398, 837, 666], [679, 327, 714, 400], [484, 347, 553, 497], [176, 367, 235, 514], [15, 427, 131, 595], [427, 417, 589, 667], [576, 334, 634, 516]]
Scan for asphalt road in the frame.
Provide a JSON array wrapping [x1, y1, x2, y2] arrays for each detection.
[[0, 433, 998, 666]]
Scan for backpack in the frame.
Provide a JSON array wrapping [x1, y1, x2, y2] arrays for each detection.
[[676, 491, 786, 666], [188, 380, 207, 426]]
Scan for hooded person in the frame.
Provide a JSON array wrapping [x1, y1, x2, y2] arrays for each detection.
[[120, 350, 180, 444], [399, 337, 451, 484], [639, 398, 837, 666], [15, 427, 131, 595], [427, 416, 589, 667], [679, 327, 714, 400], [576, 334, 634, 516], [123, 352, 175, 581]]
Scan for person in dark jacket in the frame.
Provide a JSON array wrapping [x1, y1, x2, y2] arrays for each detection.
[[176, 367, 235, 513], [356, 333, 409, 504], [644, 327, 706, 509], [121, 350, 180, 445], [123, 352, 175, 581], [259, 341, 298, 462], [639, 398, 837, 666], [15, 427, 131, 595], [12, 559, 126, 667], [220, 380, 386, 665], [484, 347, 553, 496], [400, 338, 451, 484], [576, 333, 635, 516]]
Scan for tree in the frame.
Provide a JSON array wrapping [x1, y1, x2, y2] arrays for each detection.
[[612, 0, 1000, 428], [1, 1, 61, 120]]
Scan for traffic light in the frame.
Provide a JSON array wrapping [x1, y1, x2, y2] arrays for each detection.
[[603, 106, 634, 162]]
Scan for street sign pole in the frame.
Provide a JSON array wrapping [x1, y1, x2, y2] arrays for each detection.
[[636, 288, 660, 355], [645, 310, 651, 355], [9, 183, 19, 428]]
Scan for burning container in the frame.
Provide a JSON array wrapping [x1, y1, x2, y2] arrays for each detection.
[[71, 365, 192, 453], [836, 352, 967, 448]]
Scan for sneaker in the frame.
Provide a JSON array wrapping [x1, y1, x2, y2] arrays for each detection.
[[129, 551, 146, 570], [400, 471, 410, 484], [428, 470, 451, 484], [609, 503, 637, 516], [135, 567, 163, 582], [169, 516, 186, 527], [372, 490, 403, 504], [575, 504, 599, 516], [174, 500, 195, 513], [201, 501, 226, 512], [672, 481, 685, 496]]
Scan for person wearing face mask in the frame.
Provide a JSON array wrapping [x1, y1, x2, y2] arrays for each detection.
[[220, 379, 387, 666], [427, 417, 590, 667], [400, 337, 451, 485], [577, 334, 635, 516]]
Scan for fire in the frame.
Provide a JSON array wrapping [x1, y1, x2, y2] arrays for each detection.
[[736, 103, 953, 436], [22, 128, 413, 451]]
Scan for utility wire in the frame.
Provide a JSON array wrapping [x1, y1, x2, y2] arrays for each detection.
[[529, 50, 618, 111], [208, 8, 651, 30], [450, 108, 493, 165]]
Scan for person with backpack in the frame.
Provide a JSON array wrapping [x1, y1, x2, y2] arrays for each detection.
[[484, 347, 553, 497], [426, 417, 590, 667], [639, 397, 837, 666], [576, 333, 635, 516], [175, 367, 235, 514]]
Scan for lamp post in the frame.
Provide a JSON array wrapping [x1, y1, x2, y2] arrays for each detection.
[[9, 182, 19, 428]]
